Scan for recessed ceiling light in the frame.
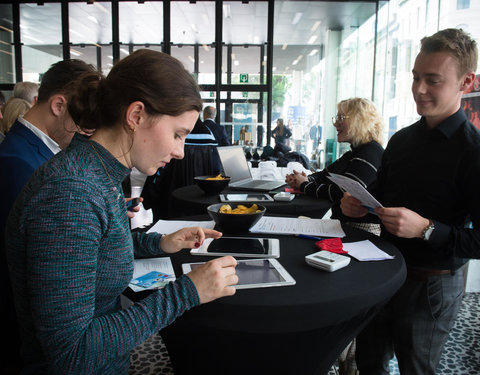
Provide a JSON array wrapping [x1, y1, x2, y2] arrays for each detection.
[[292, 12, 303, 25]]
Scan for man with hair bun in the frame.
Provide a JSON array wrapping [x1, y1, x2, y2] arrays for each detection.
[[0, 59, 96, 375], [341, 28, 480, 374]]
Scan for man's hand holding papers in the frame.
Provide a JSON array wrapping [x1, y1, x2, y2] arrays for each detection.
[[327, 172, 382, 213]]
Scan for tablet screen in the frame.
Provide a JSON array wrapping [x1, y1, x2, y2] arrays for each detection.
[[189, 259, 285, 286], [221, 194, 273, 202], [208, 237, 268, 255]]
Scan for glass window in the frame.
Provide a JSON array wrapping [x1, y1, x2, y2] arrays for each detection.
[[0, 3, 14, 84], [171, 45, 195, 75], [222, 1, 267, 85], [171, 2, 215, 82], [119, 1, 163, 44], [20, 3, 62, 82], [69, 2, 112, 75]]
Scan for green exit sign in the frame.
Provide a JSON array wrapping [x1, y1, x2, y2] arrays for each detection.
[[240, 73, 249, 83], [242, 92, 248, 98]]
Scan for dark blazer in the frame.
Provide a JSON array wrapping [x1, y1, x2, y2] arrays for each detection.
[[0, 119, 55, 367], [204, 118, 230, 146]]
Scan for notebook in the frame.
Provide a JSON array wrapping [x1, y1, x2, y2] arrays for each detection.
[[217, 146, 286, 191]]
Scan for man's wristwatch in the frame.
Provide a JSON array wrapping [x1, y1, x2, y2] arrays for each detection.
[[422, 220, 435, 241]]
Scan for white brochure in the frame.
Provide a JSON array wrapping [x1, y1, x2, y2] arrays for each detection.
[[327, 172, 383, 213]]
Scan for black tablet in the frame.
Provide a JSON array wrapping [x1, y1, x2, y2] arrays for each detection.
[[190, 236, 280, 258]]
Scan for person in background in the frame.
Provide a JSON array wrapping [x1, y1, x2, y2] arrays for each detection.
[[286, 97, 384, 235], [0, 97, 32, 135], [0, 59, 96, 375], [341, 28, 480, 375], [13, 81, 39, 106], [6, 49, 238, 374], [203, 105, 230, 146], [271, 118, 292, 150]]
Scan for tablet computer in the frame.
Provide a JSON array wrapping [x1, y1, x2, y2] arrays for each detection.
[[182, 258, 296, 290], [190, 236, 280, 258], [219, 193, 274, 203]]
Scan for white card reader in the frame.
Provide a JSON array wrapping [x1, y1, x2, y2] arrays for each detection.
[[305, 250, 351, 272]]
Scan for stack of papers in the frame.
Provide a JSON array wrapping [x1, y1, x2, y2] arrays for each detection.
[[250, 216, 346, 237], [147, 219, 216, 234], [342, 240, 395, 261]]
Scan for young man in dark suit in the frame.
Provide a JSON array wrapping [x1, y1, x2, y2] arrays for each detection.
[[0, 59, 95, 374], [341, 28, 479, 375]]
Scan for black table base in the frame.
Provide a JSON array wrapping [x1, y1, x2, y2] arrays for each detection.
[[161, 301, 386, 375]]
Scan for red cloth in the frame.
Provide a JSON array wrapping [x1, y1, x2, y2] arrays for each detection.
[[315, 238, 348, 254]]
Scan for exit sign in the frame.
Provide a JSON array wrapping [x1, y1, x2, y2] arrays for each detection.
[[240, 73, 249, 83]]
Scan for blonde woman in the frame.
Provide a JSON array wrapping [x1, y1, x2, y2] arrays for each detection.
[[0, 97, 32, 135], [286, 97, 384, 234]]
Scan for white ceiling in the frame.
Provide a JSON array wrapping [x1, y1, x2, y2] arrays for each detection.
[[0, 1, 378, 75]]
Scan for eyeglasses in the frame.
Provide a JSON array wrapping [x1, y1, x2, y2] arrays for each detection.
[[332, 115, 349, 125]]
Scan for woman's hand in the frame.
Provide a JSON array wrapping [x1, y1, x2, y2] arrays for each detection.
[[187, 256, 238, 304], [161, 227, 222, 254], [285, 170, 307, 189], [125, 197, 143, 219]]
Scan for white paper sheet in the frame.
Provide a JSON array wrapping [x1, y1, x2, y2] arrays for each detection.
[[250, 216, 346, 237], [129, 257, 176, 292], [147, 219, 216, 234], [342, 240, 395, 261], [327, 172, 383, 213]]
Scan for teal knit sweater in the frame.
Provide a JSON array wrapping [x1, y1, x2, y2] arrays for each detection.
[[6, 134, 200, 374]]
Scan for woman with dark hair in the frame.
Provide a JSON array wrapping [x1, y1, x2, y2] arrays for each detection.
[[271, 118, 292, 149], [6, 49, 238, 374]]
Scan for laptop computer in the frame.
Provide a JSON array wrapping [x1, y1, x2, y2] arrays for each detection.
[[217, 146, 286, 191]]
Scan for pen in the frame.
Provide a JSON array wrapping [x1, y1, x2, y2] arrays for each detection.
[[295, 234, 326, 241]]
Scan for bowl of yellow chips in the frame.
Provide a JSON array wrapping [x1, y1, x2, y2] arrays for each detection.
[[194, 174, 230, 195], [207, 203, 266, 233]]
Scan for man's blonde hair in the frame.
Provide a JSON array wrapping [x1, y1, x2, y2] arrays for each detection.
[[420, 28, 478, 77], [338, 97, 383, 148]]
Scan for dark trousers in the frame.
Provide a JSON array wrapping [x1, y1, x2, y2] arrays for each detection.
[[356, 270, 464, 375]]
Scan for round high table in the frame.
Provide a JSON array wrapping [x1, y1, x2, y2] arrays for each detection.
[[171, 184, 333, 219], [158, 223, 406, 375]]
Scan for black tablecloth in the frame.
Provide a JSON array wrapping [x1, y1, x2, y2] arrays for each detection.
[[148, 223, 406, 375], [172, 184, 333, 219]]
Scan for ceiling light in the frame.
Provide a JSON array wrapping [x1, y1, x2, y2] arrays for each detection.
[[292, 12, 303, 25], [202, 14, 209, 25], [94, 2, 109, 13], [70, 48, 83, 56], [234, 60, 239, 66], [311, 21, 321, 32], [309, 49, 318, 56], [223, 4, 231, 19], [22, 34, 44, 44], [308, 35, 317, 44]]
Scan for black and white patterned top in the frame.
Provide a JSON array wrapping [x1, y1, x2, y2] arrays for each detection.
[[300, 140, 384, 222]]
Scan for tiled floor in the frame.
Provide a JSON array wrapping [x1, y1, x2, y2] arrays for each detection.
[[130, 292, 480, 375]]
